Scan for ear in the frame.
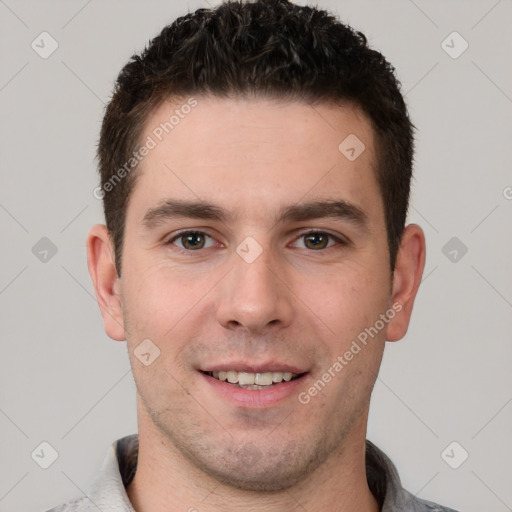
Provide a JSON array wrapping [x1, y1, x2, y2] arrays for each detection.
[[86, 224, 126, 341], [386, 224, 426, 342]]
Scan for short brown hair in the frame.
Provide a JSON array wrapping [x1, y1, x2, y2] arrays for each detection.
[[97, 0, 414, 276]]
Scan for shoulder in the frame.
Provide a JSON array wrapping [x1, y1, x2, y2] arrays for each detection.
[[400, 488, 460, 512], [365, 440, 460, 512], [44, 496, 94, 512], [43, 434, 138, 512]]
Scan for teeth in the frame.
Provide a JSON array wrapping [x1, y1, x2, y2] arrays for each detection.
[[272, 371, 283, 382], [227, 370, 238, 383], [238, 372, 255, 386], [254, 372, 273, 386], [208, 370, 299, 386]]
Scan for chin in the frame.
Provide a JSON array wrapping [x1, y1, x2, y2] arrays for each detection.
[[202, 462, 308, 492], [191, 439, 326, 492]]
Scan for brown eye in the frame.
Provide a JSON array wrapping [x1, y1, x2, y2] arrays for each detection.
[[304, 233, 329, 249], [168, 231, 216, 251], [292, 231, 343, 251], [181, 232, 205, 250]]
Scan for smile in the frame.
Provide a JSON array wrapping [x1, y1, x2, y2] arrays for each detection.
[[204, 370, 302, 389]]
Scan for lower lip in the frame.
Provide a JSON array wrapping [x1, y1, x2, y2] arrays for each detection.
[[201, 372, 308, 408]]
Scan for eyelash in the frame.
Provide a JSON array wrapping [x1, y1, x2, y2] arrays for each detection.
[[165, 229, 348, 253]]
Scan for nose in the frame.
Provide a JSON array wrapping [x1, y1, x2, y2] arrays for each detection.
[[215, 245, 294, 334]]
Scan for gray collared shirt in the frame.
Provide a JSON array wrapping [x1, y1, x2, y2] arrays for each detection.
[[46, 434, 459, 512]]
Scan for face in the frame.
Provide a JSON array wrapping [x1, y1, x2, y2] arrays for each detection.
[[96, 96, 409, 491]]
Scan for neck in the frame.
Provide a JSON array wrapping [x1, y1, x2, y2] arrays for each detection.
[[127, 408, 379, 512]]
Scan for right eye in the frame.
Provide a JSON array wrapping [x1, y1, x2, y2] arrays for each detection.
[[166, 230, 219, 251]]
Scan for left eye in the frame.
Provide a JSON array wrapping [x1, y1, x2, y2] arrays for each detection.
[[292, 231, 340, 250]]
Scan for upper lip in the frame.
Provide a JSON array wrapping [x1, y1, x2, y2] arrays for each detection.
[[200, 362, 309, 374]]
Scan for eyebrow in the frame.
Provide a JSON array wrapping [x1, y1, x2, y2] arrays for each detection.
[[141, 198, 368, 230]]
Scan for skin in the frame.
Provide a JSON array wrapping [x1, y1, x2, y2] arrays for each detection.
[[87, 96, 425, 512]]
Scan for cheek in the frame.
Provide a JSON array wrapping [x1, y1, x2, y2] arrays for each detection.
[[122, 263, 167, 327], [121, 258, 222, 358], [121, 263, 200, 400], [295, 259, 390, 339], [123, 257, 183, 318]]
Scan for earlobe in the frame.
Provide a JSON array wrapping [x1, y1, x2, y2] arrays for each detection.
[[386, 224, 426, 342], [86, 224, 126, 341]]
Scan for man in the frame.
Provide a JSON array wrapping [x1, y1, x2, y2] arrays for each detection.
[[48, 0, 458, 510]]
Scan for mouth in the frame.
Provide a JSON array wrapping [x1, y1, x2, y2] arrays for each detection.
[[201, 370, 306, 390], [199, 363, 310, 408]]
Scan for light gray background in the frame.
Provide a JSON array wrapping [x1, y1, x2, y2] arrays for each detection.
[[1, 1, 511, 511]]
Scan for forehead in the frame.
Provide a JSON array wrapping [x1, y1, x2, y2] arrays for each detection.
[[142, 95, 375, 164], [128, 95, 382, 226]]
